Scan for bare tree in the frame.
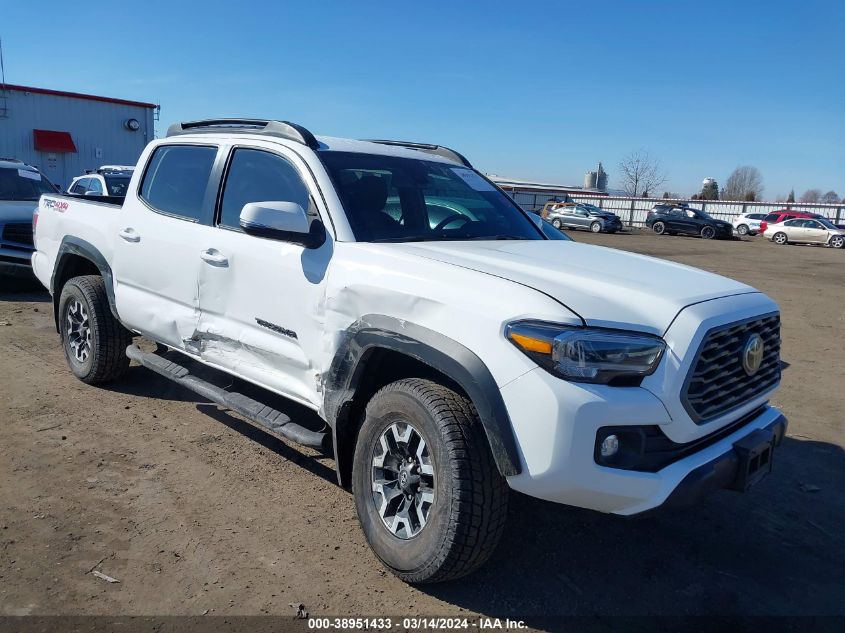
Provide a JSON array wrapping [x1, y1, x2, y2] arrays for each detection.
[[722, 166, 764, 201], [820, 190, 839, 204], [800, 189, 822, 203], [617, 150, 667, 197]]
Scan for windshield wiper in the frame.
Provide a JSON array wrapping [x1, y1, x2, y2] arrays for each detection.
[[468, 235, 531, 240]]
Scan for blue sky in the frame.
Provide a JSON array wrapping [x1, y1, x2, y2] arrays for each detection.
[[3, 0, 842, 197]]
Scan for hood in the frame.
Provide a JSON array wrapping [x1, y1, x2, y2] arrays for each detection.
[[393, 241, 755, 335], [0, 200, 39, 224]]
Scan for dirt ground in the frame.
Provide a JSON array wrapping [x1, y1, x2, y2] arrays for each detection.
[[1, 230, 843, 623]]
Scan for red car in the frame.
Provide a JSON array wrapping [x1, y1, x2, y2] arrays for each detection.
[[759, 210, 825, 234]]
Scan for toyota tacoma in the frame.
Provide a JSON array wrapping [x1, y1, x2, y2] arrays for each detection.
[[32, 119, 786, 583]]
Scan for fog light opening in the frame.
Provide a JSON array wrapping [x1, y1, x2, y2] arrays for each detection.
[[600, 434, 620, 458]]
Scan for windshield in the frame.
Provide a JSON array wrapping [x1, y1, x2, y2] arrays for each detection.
[[104, 176, 132, 197], [321, 152, 544, 242], [817, 218, 837, 230], [0, 167, 56, 201], [579, 203, 604, 214]]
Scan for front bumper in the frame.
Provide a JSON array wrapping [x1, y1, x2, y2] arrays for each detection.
[[500, 366, 787, 515]]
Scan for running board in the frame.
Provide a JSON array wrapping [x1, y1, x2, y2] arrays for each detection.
[[125, 345, 328, 449]]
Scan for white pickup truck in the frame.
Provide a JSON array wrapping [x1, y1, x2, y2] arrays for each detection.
[[32, 119, 786, 583]]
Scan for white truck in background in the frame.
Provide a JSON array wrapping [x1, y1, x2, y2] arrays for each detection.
[[32, 119, 787, 583]]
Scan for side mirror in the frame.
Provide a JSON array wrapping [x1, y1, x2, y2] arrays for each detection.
[[239, 201, 325, 248]]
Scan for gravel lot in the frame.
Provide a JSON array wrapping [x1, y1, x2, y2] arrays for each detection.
[[1, 230, 843, 622]]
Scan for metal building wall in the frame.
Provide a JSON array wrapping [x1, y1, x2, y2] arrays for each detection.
[[0, 88, 155, 189]]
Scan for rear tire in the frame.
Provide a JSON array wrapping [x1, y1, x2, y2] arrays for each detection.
[[700, 225, 716, 239], [58, 275, 132, 384], [352, 378, 508, 584], [652, 221, 666, 235], [590, 221, 602, 233], [773, 232, 789, 245]]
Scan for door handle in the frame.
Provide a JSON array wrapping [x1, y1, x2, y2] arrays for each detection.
[[119, 227, 140, 242], [200, 248, 229, 266]]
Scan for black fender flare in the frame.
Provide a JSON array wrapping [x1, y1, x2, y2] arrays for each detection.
[[325, 315, 522, 482], [50, 236, 119, 330]]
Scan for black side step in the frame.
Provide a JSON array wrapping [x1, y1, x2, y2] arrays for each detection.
[[125, 345, 328, 449]]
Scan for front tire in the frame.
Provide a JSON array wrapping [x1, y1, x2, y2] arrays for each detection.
[[830, 235, 844, 249], [652, 221, 666, 235], [551, 218, 562, 229], [700, 225, 716, 239], [58, 275, 132, 384], [352, 378, 508, 584], [590, 221, 602, 233], [737, 224, 749, 236], [773, 232, 789, 245]]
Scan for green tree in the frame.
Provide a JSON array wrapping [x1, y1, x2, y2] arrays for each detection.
[[701, 179, 719, 200]]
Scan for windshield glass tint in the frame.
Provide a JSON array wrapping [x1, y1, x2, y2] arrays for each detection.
[[104, 176, 132, 196], [320, 151, 544, 242], [0, 168, 55, 201], [817, 218, 837, 229]]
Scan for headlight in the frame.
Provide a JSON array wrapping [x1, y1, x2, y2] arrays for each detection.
[[505, 321, 666, 385]]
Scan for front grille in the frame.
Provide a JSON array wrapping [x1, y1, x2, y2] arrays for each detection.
[[2, 223, 34, 248], [683, 314, 781, 424]]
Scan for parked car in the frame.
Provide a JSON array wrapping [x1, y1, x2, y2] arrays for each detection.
[[32, 118, 786, 583], [731, 212, 768, 236], [758, 210, 824, 234], [68, 166, 134, 198], [0, 158, 59, 275], [646, 204, 733, 239], [546, 203, 623, 233], [764, 217, 845, 248]]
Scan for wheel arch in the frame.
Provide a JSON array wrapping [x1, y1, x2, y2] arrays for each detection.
[[325, 315, 522, 488], [51, 237, 119, 332]]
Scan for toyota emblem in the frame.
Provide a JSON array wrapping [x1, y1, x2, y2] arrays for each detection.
[[742, 334, 765, 376]]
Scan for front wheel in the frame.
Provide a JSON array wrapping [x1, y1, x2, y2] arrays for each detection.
[[830, 235, 844, 249], [590, 221, 602, 233], [652, 221, 666, 235], [737, 224, 749, 236], [773, 232, 789, 245], [551, 218, 562, 229], [352, 378, 508, 584], [700, 225, 716, 239], [58, 275, 132, 384]]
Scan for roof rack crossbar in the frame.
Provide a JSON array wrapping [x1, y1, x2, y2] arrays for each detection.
[[365, 139, 472, 168], [166, 119, 320, 149]]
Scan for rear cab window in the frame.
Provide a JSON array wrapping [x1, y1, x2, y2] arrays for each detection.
[[139, 145, 218, 221]]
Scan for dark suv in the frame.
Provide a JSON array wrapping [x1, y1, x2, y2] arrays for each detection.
[[646, 204, 733, 239]]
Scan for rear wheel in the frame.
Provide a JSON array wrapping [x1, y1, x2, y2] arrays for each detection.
[[830, 235, 844, 249], [737, 224, 749, 236], [700, 225, 716, 239], [773, 232, 789, 245], [352, 378, 508, 584], [652, 221, 666, 235], [58, 275, 132, 384], [590, 221, 602, 233]]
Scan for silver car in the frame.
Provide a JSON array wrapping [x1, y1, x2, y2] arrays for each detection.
[[764, 217, 845, 248], [546, 203, 623, 234]]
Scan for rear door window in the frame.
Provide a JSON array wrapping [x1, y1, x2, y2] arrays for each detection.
[[139, 145, 217, 221]]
